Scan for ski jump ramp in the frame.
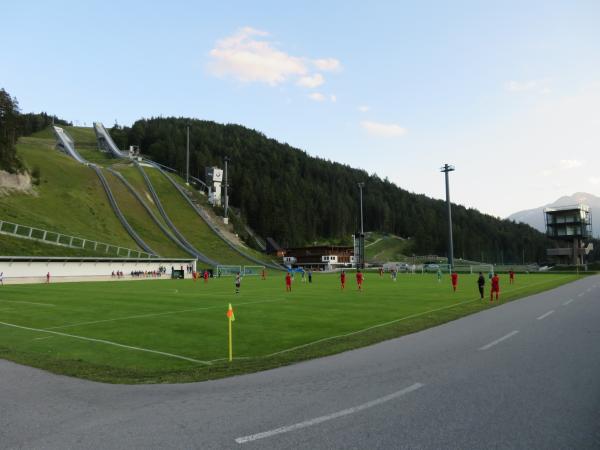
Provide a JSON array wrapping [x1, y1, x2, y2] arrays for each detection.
[[52, 126, 87, 164], [93, 122, 126, 158]]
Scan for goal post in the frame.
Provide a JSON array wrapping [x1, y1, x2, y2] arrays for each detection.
[[216, 265, 242, 277], [243, 265, 265, 276]]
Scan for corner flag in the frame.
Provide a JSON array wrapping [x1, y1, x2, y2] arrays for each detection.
[[227, 303, 235, 321]]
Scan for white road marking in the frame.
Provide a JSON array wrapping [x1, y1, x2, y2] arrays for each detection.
[[235, 383, 424, 444], [536, 310, 555, 320], [562, 299, 574, 306], [0, 300, 55, 307], [47, 298, 283, 330], [0, 321, 210, 365], [479, 330, 519, 351]]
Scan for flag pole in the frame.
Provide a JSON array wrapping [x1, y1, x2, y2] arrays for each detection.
[[228, 314, 233, 362]]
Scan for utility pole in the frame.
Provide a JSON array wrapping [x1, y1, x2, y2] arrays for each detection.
[[358, 182, 365, 235], [440, 164, 455, 270], [223, 156, 230, 223], [185, 124, 190, 185]]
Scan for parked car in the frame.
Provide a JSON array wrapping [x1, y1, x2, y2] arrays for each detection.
[[423, 263, 440, 272]]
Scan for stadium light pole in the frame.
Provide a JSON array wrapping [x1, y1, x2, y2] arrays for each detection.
[[185, 124, 190, 185], [357, 182, 365, 269], [440, 164, 455, 270], [358, 182, 365, 234]]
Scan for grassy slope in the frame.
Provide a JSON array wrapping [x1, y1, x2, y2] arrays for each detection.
[[143, 166, 254, 265], [102, 169, 189, 258], [170, 174, 283, 267], [0, 234, 114, 257], [112, 164, 171, 231], [365, 232, 411, 263], [0, 272, 580, 383], [0, 137, 140, 251]]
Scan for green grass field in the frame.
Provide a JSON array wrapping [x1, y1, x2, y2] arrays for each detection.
[[0, 272, 580, 384]]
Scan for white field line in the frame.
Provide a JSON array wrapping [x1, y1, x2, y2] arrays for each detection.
[[0, 321, 210, 365], [479, 330, 519, 351], [536, 310, 555, 320], [1, 300, 55, 307], [32, 336, 53, 341], [265, 298, 478, 358], [235, 382, 424, 444], [47, 298, 284, 330], [263, 277, 567, 359], [563, 299, 574, 306]]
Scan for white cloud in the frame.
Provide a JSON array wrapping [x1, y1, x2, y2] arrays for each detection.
[[589, 176, 600, 185], [505, 80, 539, 92], [208, 27, 341, 89], [313, 58, 341, 72], [505, 78, 551, 94], [308, 92, 326, 102], [361, 120, 407, 138], [559, 159, 583, 170], [297, 73, 324, 88], [208, 27, 306, 85], [330, 94, 337, 102], [357, 105, 370, 112]]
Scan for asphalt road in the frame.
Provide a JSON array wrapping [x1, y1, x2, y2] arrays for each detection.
[[1, 275, 599, 449]]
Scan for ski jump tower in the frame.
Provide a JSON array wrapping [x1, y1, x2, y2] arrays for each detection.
[[205, 166, 223, 207]]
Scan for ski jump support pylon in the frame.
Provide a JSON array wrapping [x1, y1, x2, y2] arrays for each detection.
[[93, 122, 126, 158]]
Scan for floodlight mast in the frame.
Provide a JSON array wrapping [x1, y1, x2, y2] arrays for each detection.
[[185, 124, 190, 185], [440, 164, 455, 270], [357, 182, 365, 269]]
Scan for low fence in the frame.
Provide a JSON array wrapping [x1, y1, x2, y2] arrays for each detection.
[[0, 219, 153, 258]]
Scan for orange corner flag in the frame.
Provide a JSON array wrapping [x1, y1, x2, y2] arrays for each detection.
[[227, 303, 235, 321]]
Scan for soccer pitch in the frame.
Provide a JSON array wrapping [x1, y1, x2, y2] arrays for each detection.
[[0, 272, 580, 383]]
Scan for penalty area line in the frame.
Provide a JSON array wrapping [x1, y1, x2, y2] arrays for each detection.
[[1, 300, 55, 307], [0, 320, 210, 365], [235, 382, 423, 444]]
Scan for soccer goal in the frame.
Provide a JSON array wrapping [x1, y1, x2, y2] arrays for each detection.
[[467, 264, 494, 275], [421, 263, 451, 274], [243, 265, 265, 276], [216, 265, 242, 277]]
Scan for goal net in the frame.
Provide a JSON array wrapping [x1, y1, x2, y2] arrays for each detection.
[[466, 264, 494, 275], [216, 265, 242, 277], [243, 265, 265, 276]]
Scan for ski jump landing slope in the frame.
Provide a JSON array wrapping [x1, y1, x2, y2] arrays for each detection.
[[51, 127, 157, 256]]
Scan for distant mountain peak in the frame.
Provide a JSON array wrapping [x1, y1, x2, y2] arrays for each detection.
[[507, 192, 600, 238]]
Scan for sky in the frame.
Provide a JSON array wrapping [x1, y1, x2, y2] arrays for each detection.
[[2, 0, 599, 218]]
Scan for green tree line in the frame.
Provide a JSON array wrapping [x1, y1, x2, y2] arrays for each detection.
[[110, 117, 555, 263]]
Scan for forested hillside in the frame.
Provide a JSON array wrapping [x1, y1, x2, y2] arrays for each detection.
[[109, 117, 553, 263]]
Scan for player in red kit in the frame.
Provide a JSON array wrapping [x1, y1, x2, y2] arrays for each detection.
[[509, 269, 515, 284], [203, 270, 209, 283], [356, 270, 364, 291], [285, 272, 292, 292], [340, 270, 346, 290], [490, 273, 500, 302], [451, 271, 458, 292]]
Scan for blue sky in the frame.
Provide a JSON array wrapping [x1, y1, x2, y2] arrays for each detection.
[[2, 0, 599, 217]]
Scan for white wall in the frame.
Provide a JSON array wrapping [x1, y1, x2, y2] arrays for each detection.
[[0, 259, 195, 279]]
